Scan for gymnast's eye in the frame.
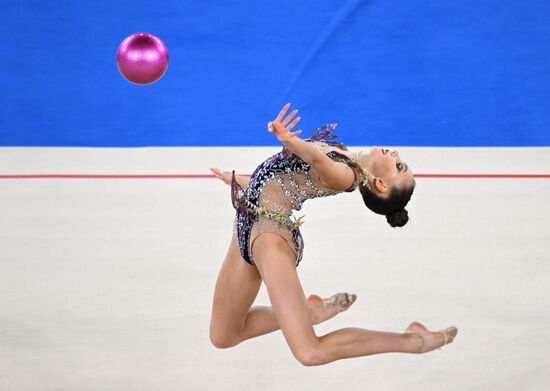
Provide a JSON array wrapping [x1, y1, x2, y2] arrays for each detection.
[[396, 162, 403, 171]]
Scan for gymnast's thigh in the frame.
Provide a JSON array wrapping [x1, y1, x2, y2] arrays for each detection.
[[210, 233, 262, 342], [250, 231, 298, 268]]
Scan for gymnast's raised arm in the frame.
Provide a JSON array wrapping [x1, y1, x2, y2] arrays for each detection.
[[268, 103, 355, 191]]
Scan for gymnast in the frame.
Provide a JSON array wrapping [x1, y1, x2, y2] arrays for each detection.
[[209, 103, 457, 366]]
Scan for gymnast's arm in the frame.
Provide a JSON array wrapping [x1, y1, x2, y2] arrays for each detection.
[[282, 137, 355, 191], [209, 167, 250, 188], [269, 102, 355, 191]]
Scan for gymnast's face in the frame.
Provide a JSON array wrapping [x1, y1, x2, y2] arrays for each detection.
[[365, 147, 414, 194]]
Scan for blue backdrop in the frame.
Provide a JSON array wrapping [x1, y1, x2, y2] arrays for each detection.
[[1, 0, 549, 147]]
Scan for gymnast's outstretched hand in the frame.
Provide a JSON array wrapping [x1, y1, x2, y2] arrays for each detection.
[[209, 167, 232, 185], [267, 103, 302, 143]]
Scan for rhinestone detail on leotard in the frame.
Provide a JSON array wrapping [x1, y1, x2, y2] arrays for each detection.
[[231, 123, 363, 268]]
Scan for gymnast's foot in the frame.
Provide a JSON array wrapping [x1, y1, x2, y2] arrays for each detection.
[[404, 321, 458, 353], [307, 293, 357, 325]]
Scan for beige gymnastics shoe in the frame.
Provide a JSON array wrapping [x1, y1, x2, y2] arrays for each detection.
[[438, 326, 458, 349], [405, 321, 458, 352], [322, 292, 357, 313]]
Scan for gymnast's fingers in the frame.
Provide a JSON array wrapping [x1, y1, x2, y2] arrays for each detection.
[[286, 116, 301, 131], [210, 167, 224, 179], [282, 109, 298, 126], [276, 103, 291, 122]]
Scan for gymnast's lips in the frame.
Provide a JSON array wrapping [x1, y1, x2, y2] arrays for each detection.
[[381, 148, 389, 155]]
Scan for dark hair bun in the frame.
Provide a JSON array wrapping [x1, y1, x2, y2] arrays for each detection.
[[386, 209, 409, 227]]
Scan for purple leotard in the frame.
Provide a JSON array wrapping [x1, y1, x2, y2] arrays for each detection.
[[231, 123, 363, 268]]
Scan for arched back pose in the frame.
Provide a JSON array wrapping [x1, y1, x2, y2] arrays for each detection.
[[209, 103, 457, 366]]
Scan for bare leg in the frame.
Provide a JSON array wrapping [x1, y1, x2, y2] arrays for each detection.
[[210, 234, 340, 348], [209, 236, 263, 348], [251, 233, 454, 366], [316, 327, 425, 361], [243, 306, 444, 359], [315, 319, 454, 361], [239, 295, 338, 343]]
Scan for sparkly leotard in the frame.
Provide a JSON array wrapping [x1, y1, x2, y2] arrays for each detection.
[[231, 123, 364, 268]]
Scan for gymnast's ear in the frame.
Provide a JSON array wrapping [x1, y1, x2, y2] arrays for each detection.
[[373, 178, 389, 194]]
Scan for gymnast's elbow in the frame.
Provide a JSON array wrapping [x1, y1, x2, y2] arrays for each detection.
[[311, 158, 355, 192]]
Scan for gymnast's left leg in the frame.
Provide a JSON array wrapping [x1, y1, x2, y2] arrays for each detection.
[[251, 233, 452, 366], [210, 234, 343, 348]]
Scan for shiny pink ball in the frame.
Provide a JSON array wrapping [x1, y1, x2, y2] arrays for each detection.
[[116, 32, 169, 85]]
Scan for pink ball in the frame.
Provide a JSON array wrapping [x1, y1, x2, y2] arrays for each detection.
[[116, 32, 169, 85]]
